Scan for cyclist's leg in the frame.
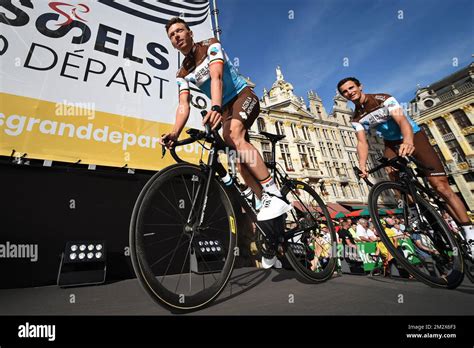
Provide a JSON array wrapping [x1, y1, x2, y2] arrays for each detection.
[[413, 131, 474, 252], [221, 88, 289, 211], [222, 119, 267, 194]]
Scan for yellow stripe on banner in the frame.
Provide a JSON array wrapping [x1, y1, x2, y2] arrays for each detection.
[[0, 93, 205, 170]]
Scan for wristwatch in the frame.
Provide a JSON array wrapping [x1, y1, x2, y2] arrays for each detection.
[[211, 105, 222, 113]]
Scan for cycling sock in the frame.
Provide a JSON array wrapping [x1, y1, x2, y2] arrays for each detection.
[[259, 175, 281, 197], [243, 186, 262, 208]]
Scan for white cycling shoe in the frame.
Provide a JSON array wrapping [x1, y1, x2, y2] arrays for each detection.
[[257, 192, 292, 221], [261, 256, 282, 269]]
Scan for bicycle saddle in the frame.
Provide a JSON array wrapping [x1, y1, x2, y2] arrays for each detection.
[[260, 131, 286, 143]]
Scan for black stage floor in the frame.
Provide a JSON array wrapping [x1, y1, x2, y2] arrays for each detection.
[[1, 267, 473, 315]]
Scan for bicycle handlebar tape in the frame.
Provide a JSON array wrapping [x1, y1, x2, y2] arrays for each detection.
[[201, 110, 212, 136]]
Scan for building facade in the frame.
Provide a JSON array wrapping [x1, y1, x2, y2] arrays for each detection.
[[410, 62, 474, 210], [248, 67, 388, 208]]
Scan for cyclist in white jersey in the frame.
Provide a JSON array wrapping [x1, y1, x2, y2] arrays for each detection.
[[337, 77, 474, 257], [160, 18, 291, 268]]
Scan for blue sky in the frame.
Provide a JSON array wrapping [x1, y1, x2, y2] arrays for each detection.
[[214, 0, 473, 112]]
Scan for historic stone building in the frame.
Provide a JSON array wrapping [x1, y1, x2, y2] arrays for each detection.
[[410, 62, 474, 210], [248, 67, 387, 208]]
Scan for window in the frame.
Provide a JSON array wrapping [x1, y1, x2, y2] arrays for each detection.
[[341, 131, 351, 146], [464, 172, 474, 182], [323, 129, 330, 140], [308, 147, 318, 168], [302, 126, 311, 141], [349, 185, 356, 197], [280, 144, 294, 171], [316, 106, 321, 117], [331, 130, 337, 140], [291, 123, 298, 138], [335, 143, 343, 158], [420, 123, 434, 140], [261, 141, 272, 163], [466, 134, 474, 149], [319, 142, 327, 157], [434, 117, 452, 135], [315, 128, 321, 138], [297, 145, 309, 169], [325, 161, 334, 176], [328, 143, 336, 157], [348, 152, 358, 169], [349, 132, 356, 147], [341, 163, 349, 176], [275, 121, 285, 135], [446, 139, 467, 163], [331, 184, 338, 197], [257, 118, 266, 133], [452, 109, 472, 129]]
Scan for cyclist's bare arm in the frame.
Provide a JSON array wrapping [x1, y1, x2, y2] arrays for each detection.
[[356, 130, 370, 177], [160, 92, 190, 148], [390, 108, 415, 157], [202, 58, 224, 130]]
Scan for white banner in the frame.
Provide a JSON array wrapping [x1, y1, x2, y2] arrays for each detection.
[[0, 0, 213, 169]]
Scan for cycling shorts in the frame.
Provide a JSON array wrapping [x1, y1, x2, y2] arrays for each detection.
[[384, 130, 446, 177]]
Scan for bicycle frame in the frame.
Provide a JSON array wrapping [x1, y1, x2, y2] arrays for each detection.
[[168, 130, 314, 242], [356, 156, 471, 260]]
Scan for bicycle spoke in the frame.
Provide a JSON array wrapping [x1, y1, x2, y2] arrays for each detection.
[[159, 190, 186, 223]]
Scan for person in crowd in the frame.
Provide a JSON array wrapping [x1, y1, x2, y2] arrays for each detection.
[[356, 218, 377, 242]]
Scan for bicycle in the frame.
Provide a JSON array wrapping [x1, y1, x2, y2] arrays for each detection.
[[129, 111, 337, 311], [354, 155, 474, 289]]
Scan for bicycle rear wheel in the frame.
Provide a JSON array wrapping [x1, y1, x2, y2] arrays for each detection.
[[280, 180, 337, 282], [130, 164, 237, 311], [368, 181, 464, 289]]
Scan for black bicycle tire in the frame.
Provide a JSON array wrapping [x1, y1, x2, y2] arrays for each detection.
[[281, 180, 337, 283], [368, 181, 464, 289], [129, 163, 237, 311]]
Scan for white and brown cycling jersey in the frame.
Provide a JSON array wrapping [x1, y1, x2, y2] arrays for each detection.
[[176, 38, 247, 107], [351, 93, 421, 141]]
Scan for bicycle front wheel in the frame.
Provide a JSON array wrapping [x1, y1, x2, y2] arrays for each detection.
[[130, 164, 237, 311], [280, 180, 337, 282], [369, 181, 464, 289]]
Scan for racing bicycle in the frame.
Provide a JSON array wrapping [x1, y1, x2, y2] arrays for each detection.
[[355, 155, 474, 289], [129, 111, 337, 311]]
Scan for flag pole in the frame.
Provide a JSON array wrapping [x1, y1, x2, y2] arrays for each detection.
[[211, 0, 221, 40]]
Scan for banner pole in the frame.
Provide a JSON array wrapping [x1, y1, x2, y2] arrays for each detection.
[[211, 0, 221, 40]]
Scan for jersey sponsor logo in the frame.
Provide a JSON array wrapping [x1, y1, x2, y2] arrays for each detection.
[[374, 95, 387, 101], [210, 47, 219, 56], [239, 111, 248, 120], [242, 96, 257, 115]]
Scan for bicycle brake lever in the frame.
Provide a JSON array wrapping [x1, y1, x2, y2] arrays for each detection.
[[161, 144, 167, 159]]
